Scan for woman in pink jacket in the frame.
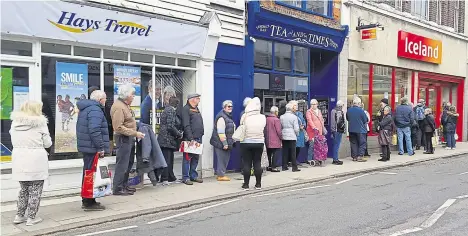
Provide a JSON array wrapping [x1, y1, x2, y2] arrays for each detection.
[[306, 99, 325, 165], [265, 106, 282, 172]]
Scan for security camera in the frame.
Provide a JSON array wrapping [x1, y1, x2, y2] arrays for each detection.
[[249, 36, 256, 43]]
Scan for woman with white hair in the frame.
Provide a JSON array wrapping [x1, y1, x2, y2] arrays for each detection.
[[329, 100, 345, 165], [111, 84, 145, 196], [210, 100, 236, 181], [11, 101, 52, 225], [305, 99, 325, 165], [280, 102, 301, 172]]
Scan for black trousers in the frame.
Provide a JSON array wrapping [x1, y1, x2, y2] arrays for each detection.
[[282, 140, 297, 169], [349, 133, 367, 158], [364, 132, 369, 156], [240, 143, 264, 185], [425, 132, 434, 153], [160, 147, 177, 182], [82, 152, 97, 206], [381, 145, 390, 160], [266, 148, 279, 168], [417, 121, 426, 148]]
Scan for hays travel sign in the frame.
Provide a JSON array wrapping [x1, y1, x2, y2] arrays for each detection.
[[252, 18, 343, 52], [1, 1, 208, 57]]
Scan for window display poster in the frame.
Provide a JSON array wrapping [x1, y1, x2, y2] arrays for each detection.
[[55, 62, 88, 153], [13, 86, 29, 111], [1, 68, 13, 120], [315, 97, 329, 126], [113, 65, 141, 107]]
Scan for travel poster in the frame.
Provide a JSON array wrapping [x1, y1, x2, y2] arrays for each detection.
[[1, 68, 13, 119]]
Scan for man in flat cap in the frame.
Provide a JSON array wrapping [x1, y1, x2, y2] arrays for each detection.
[[181, 93, 204, 185]]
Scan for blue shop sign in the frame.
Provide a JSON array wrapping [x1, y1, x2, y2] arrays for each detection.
[[252, 18, 344, 52]]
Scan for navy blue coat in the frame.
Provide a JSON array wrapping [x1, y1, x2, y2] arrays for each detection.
[[76, 100, 110, 154], [346, 106, 368, 134], [394, 104, 414, 128]]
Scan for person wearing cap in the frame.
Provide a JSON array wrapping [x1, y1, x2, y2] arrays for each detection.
[[181, 93, 204, 185]]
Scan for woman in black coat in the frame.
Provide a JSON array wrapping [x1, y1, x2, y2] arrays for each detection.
[[444, 106, 459, 150], [378, 106, 393, 162], [422, 108, 436, 154], [157, 97, 183, 184]]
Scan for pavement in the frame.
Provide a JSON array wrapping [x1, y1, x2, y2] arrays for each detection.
[[1, 143, 468, 236]]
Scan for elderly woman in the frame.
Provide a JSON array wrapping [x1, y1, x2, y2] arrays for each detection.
[[11, 101, 52, 226], [330, 100, 345, 165], [306, 99, 325, 165], [378, 106, 394, 161], [265, 106, 282, 172], [111, 84, 145, 196], [162, 85, 176, 107], [295, 101, 307, 164], [210, 100, 236, 181], [280, 102, 301, 172], [422, 108, 436, 154], [239, 97, 266, 190], [444, 105, 459, 150]]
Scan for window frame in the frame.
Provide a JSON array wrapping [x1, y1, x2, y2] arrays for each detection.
[[275, 0, 334, 19], [410, 0, 429, 20]]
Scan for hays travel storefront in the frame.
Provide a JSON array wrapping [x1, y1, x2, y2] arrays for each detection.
[[222, 1, 348, 170], [0, 1, 220, 202]]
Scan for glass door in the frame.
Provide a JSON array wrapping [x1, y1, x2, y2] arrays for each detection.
[[1, 64, 32, 163]]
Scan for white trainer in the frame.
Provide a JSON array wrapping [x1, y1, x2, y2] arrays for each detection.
[[26, 217, 43, 226], [13, 215, 26, 224]]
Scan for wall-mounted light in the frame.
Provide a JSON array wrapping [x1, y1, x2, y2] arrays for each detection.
[[356, 17, 384, 32]]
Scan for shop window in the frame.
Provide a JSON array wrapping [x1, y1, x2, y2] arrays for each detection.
[[74, 46, 100, 58], [131, 53, 153, 63], [306, 0, 329, 16], [155, 56, 176, 66], [104, 50, 128, 61], [0, 66, 30, 161], [42, 43, 71, 55], [40, 57, 101, 160], [428, 88, 436, 113], [347, 62, 370, 111], [274, 43, 292, 72], [277, 0, 302, 8], [411, 0, 428, 20], [1, 40, 33, 56], [254, 39, 273, 70], [293, 46, 309, 74], [372, 65, 392, 133], [178, 59, 196, 68], [395, 68, 411, 107]]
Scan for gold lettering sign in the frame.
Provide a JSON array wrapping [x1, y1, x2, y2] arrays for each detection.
[[259, 0, 343, 30]]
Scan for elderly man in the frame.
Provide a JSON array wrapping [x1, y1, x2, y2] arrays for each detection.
[[330, 100, 345, 165], [394, 97, 415, 156], [181, 93, 204, 185], [346, 97, 368, 162], [111, 84, 145, 195], [76, 90, 109, 211], [141, 80, 162, 125]]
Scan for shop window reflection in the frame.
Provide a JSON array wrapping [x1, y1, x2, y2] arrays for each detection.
[[274, 43, 292, 72], [395, 69, 410, 107], [293, 46, 309, 74], [347, 61, 370, 111], [254, 40, 273, 70], [371, 65, 392, 133]]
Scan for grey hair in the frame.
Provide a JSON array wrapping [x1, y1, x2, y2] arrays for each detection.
[[286, 103, 295, 111], [117, 84, 136, 99], [310, 99, 318, 105], [289, 100, 298, 107], [418, 98, 425, 103], [90, 90, 106, 101], [243, 97, 252, 107], [147, 79, 161, 90], [270, 106, 279, 113], [222, 100, 233, 108], [384, 106, 391, 112], [336, 100, 344, 107], [401, 97, 409, 105], [425, 108, 432, 114], [353, 97, 361, 105], [163, 85, 176, 97]]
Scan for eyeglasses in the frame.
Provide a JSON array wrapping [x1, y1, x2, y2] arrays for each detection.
[[226, 106, 233, 108]]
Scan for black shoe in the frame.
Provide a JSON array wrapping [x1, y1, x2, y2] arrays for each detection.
[[282, 167, 289, 171], [398, 153, 404, 155], [255, 183, 261, 190], [271, 168, 281, 172], [113, 189, 134, 196], [242, 183, 249, 191], [292, 168, 301, 172], [332, 160, 343, 165], [126, 186, 136, 192], [82, 203, 106, 211], [266, 167, 272, 172], [378, 158, 388, 162]]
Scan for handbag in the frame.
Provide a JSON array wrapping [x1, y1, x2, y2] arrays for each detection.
[[81, 153, 112, 199], [392, 134, 397, 146], [232, 115, 246, 142]]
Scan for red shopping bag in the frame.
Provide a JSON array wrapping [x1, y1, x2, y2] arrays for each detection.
[[81, 153, 112, 199]]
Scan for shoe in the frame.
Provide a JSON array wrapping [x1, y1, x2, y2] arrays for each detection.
[[409, 153, 415, 156], [126, 186, 137, 192], [113, 189, 134, 196], [26, 217, 43, 226], [242, 183, 249, 191], [161, 181, 170, 186], [282, 167, 289, 171], [423, 151, 431, 154], [271, 168, 281, 172], [416, 146, 421, 150], [451, 148, 456, 150], [445, 147, 451, 150], [255, 183, 261, 190], [378, 158, 388, 162], [398, 153, 404, 155], [183, 180, 193, 185], [352, 158, 358, 161], [332, 160, 343, 165], [13, 215, 26, 224], [191, 178, 203, 183], [292, 168, 301, 172], [82, 203, 106, 211], [266, 167, 272, 172], [217, 176, 231, 181], [357, 157, 367, 162]]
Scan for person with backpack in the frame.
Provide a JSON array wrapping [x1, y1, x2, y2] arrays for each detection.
[[440, 102, 451, 145], [414, 99, 426, 150], [330, 100, 345, 165]]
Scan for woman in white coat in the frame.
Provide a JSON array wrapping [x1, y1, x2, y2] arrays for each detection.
[[10, 101, 52, 226]]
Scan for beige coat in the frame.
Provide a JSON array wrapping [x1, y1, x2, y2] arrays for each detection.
[[10, 112, 52, 181], [110, 99, 137, 137]]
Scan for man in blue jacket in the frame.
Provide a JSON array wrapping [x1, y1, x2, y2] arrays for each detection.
[[76, 90, 110, 211], [394, 97, 415, 156], [140, 80, 162, 125], [346, 97, 368, 162]]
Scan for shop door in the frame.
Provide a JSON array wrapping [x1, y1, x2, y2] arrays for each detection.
[[1, 62, 33, 162], [263, 95, 286, 114]]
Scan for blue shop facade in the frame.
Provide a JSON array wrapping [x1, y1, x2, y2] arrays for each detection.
[[214, 0, 349, 170]]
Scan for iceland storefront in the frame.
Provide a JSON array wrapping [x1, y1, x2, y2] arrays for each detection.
[[0, 0, 221, 202], [220, 0, 348, 170]]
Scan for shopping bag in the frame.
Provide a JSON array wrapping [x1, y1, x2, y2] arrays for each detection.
[[127, 169, 141, 186], [391, 134, 397, 146], [81, 153, 112, 199], [179, 141, 203, 155], [261, 144, 269, 168], [232, 125, 246, 142]]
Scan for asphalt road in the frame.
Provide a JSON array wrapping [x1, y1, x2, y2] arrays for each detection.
[[55, 156, 468, 236]]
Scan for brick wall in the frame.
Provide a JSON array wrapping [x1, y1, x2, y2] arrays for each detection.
[[458, 0, 465, 33]]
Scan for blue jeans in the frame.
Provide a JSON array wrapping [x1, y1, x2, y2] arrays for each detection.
[[307, 140, 315, 161], [182, 152, 199, 181], [332, 132, 343, 161], [446, 132, 456, 148], [397, 127, 414, 155]]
